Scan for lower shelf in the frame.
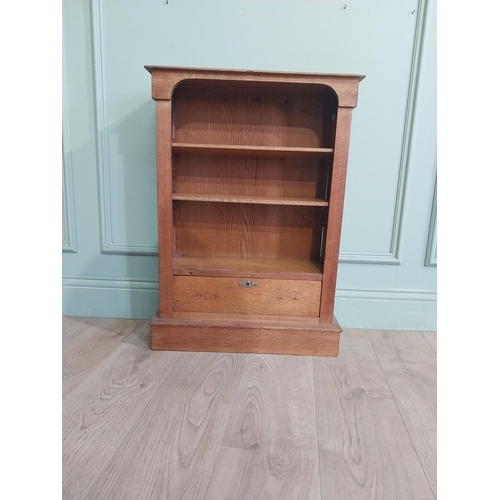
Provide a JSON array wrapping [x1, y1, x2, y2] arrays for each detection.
[[150, 315, 342, 356], [173, 256, 323, 280]]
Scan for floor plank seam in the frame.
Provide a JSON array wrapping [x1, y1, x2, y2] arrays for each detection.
[[311, 356, 324, 500], [420, 331, 437, 353], [366, 330, 437, 500]]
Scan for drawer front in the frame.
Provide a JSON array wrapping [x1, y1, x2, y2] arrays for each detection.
[[173, 276, 321, 317]]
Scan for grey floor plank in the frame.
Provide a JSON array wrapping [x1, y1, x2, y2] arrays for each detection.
[[314, 336, 434, 500], [62, 318, 145, 399], [63, 319, 437, 500], [368, 330, 437, 497], [62, 316, 90, 339], [80, 352, 245, 500], [62, 328, 182, 499], [340, 327, 369, 340], [205, 447, 321, 500], [222, 354, 318, 458]]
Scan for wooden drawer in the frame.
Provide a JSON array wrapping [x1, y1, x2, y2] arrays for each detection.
[[173, 276, 321, 317]]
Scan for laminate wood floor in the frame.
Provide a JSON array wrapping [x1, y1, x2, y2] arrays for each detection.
[[62, 317, 436, 500]]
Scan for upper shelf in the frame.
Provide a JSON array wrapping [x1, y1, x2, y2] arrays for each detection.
[[172, 143, 334, 158], [172, 193, 329, 207]]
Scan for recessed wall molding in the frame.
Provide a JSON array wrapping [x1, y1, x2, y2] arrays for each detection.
[[389, 0, 427, 262], [62, 276, 159, 290], [89, 0, 428, 264], [425, 175, 437, 267], [339, 0, 428, 266], [339, 252, 400, 265], [90, 0, 160, 256], [339, 0, 428, 265], [337, 286, 436, 303], [62, 35, 78, 254]]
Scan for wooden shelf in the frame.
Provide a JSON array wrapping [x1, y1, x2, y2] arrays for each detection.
[[172, 193, 329, 206], [173, 256, 323, 280], [172, 143, 334, 158]]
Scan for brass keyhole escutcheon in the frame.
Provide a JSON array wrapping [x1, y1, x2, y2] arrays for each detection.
[[238, 281, 258, 288]]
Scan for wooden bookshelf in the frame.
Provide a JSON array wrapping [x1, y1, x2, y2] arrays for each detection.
[[146, 65, 364, 356]]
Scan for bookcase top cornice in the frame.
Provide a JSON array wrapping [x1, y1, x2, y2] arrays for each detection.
[[145, 65, 365, 80], [145, 65, 364, 107]]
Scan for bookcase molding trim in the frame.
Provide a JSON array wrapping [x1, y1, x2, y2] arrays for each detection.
[[147, 71, 360, 108]]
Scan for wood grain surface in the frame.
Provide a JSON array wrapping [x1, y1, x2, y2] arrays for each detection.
[[172, 310, 321, 324], [368, 330, 437, 497], [173, 275, 321, 316], [63, 323, 181, 499], [173, 84, 335, 148], [172, 143, 333, 157], [205, 447, 321, 500], [173, 154, 329, 200], [172, 193, 329, 206], [174, 201, 325, 261], [150, 321, 340, 356], [62, 317, 145, 399], [173, 256, 322, 280], [63, 319, 435, 500], [146, 65, 362, 107], [80, 352, 244, 500], [313, 334, 435, 500], [156, 99, 174, 317], [319, 107, 352, 324], [222, 354, 318, 457]]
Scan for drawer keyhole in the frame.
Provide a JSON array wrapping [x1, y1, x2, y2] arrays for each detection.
[[238, 281, 258, 288]]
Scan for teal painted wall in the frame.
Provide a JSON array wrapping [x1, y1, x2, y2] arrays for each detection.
[[62, 0, 436, 330]]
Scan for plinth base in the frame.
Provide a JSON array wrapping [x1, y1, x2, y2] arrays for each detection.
[[150, 314, 341, 356]]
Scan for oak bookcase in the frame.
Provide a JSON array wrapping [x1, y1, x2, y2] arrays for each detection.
[[145, 66, 364, 356]]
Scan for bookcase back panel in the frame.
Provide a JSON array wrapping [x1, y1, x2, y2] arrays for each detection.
[[174, 201, 325, 261], [173, 154, 329, 199], [172, 81, 336, 148]]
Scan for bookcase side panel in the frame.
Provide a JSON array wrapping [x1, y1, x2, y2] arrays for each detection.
[[156, 100, 175, 317], [320, 107, 353, 324]]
